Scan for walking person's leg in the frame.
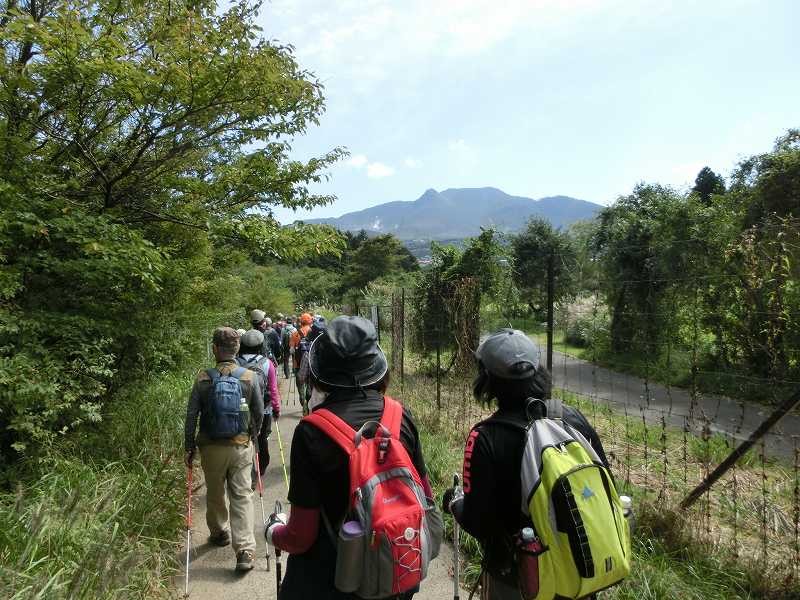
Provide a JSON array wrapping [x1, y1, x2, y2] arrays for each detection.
[[200, 444, 231, 546], [228, 443, 257, 571]]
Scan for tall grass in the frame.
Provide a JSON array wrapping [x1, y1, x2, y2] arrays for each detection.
[[0, 366, 196, 599]]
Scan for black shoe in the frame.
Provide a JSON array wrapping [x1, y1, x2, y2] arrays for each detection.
[[236, 550, 255, 572], [208, 530, 231, 547]]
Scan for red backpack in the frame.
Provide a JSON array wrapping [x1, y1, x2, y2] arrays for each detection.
[[304, 397, 443, 598]]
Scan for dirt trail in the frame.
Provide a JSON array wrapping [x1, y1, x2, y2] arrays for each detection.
[[177, 376, 466, 599]]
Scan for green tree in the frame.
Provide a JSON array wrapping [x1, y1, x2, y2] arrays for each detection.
[[0, 0, 344, 461], [511, 218, 575, 318], [592, 184, 694, 355], [342, 234, 419, 298], [412, 230, 507, 364], [692, 166, 726, 204]]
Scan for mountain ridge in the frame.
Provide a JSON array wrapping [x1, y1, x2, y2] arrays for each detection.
[[301, 187, 601, 240]]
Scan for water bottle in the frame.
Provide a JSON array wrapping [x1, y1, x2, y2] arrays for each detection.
[[239, 397, 249, 432], [335, 520, 365, 592], [620, 495, 635, 532], [516, 527, 542, 599]]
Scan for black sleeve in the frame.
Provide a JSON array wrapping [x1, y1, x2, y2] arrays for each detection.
[[270, 331, 282, 360], [287, 423, 322, 509], [400, 406, 428, 480], [563, 405, 609, 467], [455, 427, 501, 543]]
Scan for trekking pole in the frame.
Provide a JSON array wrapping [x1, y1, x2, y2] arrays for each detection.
[[184, 465, 193, 597], [274, 419, 290, 491], [453, 473, 461, 600], [274, 500, 284, 596], [253, 438, 271, 572]]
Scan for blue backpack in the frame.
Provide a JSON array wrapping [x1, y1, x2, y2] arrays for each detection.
[[201, 367, 248, 439]]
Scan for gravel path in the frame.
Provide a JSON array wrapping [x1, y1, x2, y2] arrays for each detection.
[[177, 376, 467, 599]]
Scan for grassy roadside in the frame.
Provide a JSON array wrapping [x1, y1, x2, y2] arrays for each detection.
[[400, 377, 799, 599], [0, 361, 198, 599]]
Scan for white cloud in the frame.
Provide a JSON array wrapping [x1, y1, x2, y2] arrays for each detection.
[[344, 153, 395, 178], [347, 154, 368, 168], [404, 157, 422, 169], [264, 0, 622, 92], [366, 162, 395, 178]]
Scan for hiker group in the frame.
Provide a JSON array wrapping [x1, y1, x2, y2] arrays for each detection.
[[185, 310, 632, 600]]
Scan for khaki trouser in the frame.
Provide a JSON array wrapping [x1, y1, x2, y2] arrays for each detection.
[[200, 442, 256, 554]]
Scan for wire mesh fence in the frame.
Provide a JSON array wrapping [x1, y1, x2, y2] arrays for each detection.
[[346, 276, 800, 587]]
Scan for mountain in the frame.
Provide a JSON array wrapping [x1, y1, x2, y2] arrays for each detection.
[[302, 187, 602, 240]]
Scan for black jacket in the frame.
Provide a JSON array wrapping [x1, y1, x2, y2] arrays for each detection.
[[263, 327, 282, 361], [281, 389, 428, 600]]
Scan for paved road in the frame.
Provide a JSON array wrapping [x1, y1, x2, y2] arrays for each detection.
[[548, 350, 800, 457], [177, 376, 466, 599]]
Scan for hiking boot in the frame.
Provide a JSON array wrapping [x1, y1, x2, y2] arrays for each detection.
[[236, 550, 255, 572], [208, 530, 230, 547]]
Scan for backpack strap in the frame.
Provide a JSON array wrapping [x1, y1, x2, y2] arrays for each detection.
[[303, 409, 357, 454], [524, 397, 563, 421], [380, 396, 403, 440], [544, 397, 563, 419], [206, 368, 220, 383]]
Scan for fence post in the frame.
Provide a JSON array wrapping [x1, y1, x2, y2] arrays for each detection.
[[400, 288, 405, 391], [680, 385, 800, 510], [546, 249, 555, 372], [436, 316, 442, 412]]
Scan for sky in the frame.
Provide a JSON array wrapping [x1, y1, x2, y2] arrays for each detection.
[[260, 0, 800, 224]]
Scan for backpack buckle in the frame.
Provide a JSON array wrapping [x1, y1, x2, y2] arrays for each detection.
[[377, 437, 390, 464]]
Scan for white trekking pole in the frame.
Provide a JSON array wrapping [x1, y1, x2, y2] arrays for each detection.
[[184, 466, 193, 597], [253, 435, 271, 572], [453, 473, 461, 600]]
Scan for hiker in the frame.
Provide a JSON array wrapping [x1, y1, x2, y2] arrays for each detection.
[[281, 317, 296, 379], [184, 327, 264, 572], [290, 312, 313, 401], [264, 316, 442, 600], [250, 309, 275, 363], [443, 329, 624, 600], [295, 316, 327, 415], [275, 313, 285, 337], [264, 317, 283, 363], [237, 329, 282, 478]]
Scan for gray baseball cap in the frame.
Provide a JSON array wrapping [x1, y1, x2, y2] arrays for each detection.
[[475, 329, 541, 380], [241, 328, 265, 349], [250, 309, 266, 322]]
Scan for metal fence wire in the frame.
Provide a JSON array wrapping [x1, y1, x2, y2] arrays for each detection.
[[345, 275, 800, 587]]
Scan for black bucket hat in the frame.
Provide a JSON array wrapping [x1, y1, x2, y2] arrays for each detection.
[[309, 316, 388, 389]]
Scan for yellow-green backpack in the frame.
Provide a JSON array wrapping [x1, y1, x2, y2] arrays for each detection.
[[495, 398, 631, 600]]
